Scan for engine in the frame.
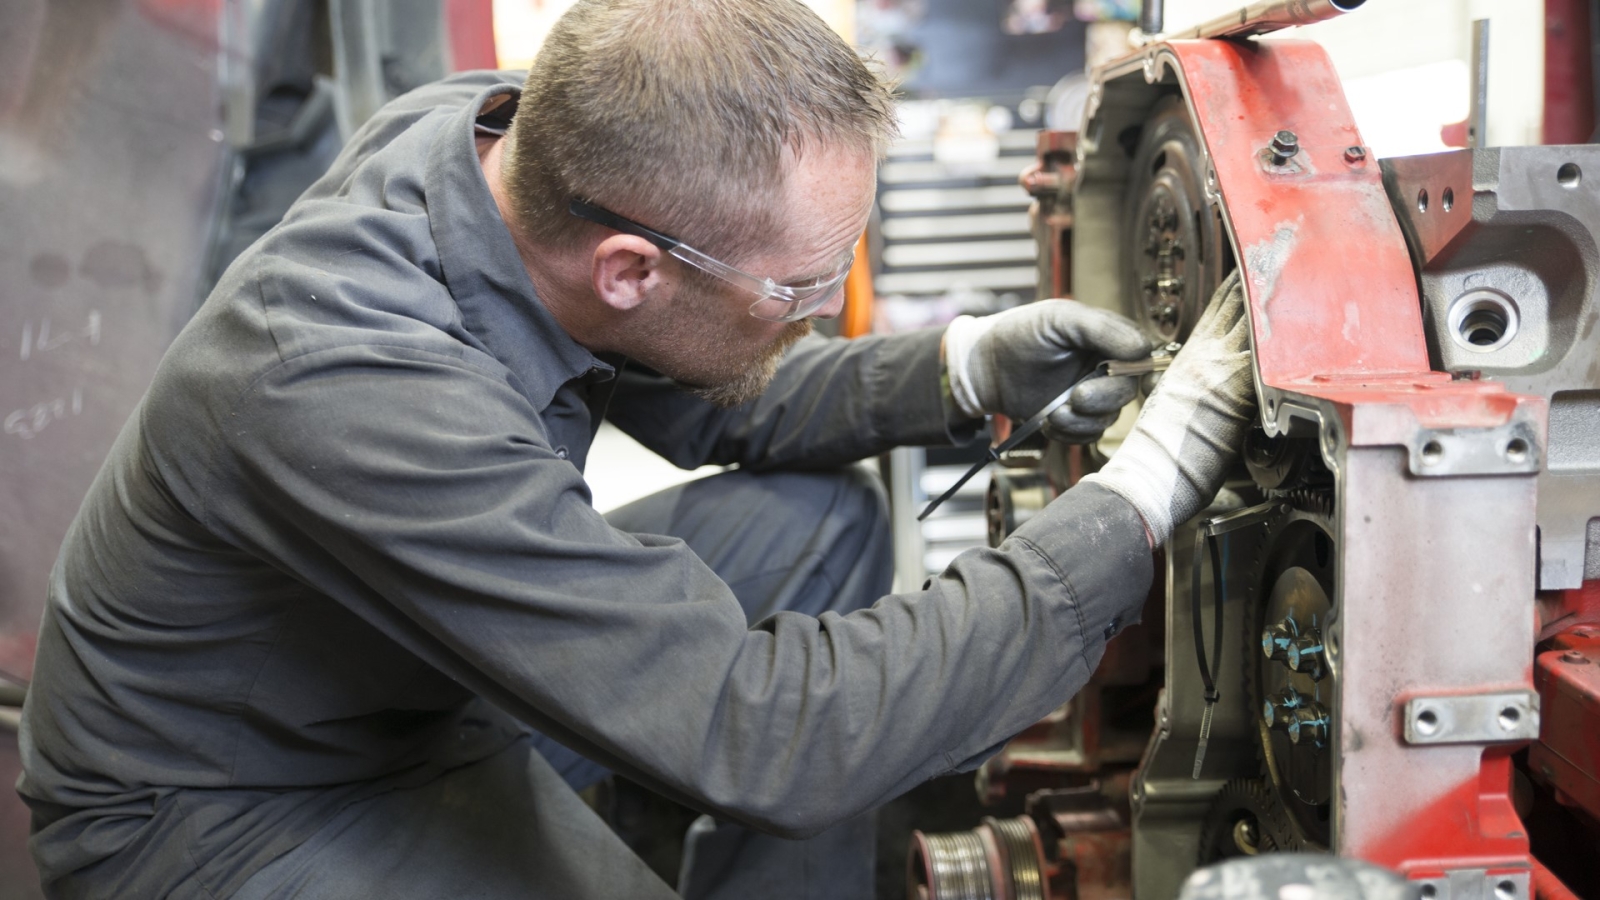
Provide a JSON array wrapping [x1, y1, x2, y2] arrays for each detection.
[[907, 3, 1600, 898]]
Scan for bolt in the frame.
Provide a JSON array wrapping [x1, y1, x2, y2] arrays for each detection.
[[1287, 635, 1327, 680], [1287, 703, 1330, 747], [1344, 145, 1367, 164], [1262, 687, 1304, 729], [1270, 130, 1300, 166], [1262, 619, 1298, 660], [1562, 650, 1589, 664]]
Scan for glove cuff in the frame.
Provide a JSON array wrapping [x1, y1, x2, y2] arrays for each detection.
[[1080, 462, 1181, 548], [942, 315, 992, 419]]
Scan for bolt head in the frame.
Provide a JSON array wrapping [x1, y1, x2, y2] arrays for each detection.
[[1344, 145, 1367, 164], [1562, 650, 1589, 664]]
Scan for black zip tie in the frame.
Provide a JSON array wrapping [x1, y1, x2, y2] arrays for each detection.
[[919, 360, 1103, 522], [1190, 522, 1227, 779]]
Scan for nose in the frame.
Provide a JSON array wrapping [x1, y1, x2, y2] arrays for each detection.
[[811, 286, 847, 320]]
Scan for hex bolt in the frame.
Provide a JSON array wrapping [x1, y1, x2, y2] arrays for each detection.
[[1270, 130, 1300, 166], [1262, 688, 1304, 729], [1562, 650, 1589, 664], [1287, 703, 1330, 747], [1286, 635, 1327, 680], [1344, 145, 1367, 164], [1262, 618, 1298, 660]]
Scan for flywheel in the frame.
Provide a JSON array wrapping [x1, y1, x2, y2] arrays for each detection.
[[1121, 94, 1234, 344], [1246, 491, 1336, 850]]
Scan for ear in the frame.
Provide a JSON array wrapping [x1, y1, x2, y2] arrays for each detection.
[[592, 234, 670, 313]]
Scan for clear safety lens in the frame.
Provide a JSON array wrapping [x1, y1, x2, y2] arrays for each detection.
[[669, 245, 854, 323]]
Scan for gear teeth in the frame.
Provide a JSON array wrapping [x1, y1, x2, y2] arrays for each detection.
[[1268, 488, 1334, 519], [1198, 777, 1304, 864]]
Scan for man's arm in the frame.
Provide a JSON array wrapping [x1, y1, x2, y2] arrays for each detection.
[[604, 328, 978, 471], [208, 343, 1151, 837]]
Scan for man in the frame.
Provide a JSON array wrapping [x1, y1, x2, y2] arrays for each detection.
[[16, 0, 1255, 897]]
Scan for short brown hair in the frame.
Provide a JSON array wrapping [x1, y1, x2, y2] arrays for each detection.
[[500, 0, 897, 259]]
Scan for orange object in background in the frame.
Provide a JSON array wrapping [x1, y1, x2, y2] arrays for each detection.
[[840, 232, 874, 338]]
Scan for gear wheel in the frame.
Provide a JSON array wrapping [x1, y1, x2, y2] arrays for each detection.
[[1198, 778, 1304, 864], [1243, 490, 1335, 850]]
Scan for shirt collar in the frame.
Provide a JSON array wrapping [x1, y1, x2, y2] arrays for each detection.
[[423, 82, 610, 412]]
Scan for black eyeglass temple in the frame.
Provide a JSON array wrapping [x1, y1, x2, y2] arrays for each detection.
[[568, 199, 680, 252]]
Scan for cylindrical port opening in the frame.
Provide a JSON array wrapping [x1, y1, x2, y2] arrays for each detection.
[[1447, 289, 1519, 353]]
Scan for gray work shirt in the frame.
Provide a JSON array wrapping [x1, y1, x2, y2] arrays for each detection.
[[16, 71, 1153, 899]]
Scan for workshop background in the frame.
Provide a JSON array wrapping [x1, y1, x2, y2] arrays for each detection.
[[0, 0, 1571, 897]]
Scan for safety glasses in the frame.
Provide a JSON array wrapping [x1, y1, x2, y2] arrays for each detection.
[[569, 199, 853, 322]]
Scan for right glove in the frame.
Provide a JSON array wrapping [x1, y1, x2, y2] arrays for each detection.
[[1080, 271, 1256, 546]]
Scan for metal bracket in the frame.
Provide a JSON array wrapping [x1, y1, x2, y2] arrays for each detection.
[[1413, 869, 1529, 900], [1403, 691, 1539, 745], [1407, 421, 1541, 478]]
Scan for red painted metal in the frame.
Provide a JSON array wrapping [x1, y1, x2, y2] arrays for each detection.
[[1165, 40, 1429, 385], [1544, 0, 1595, 145], [1162, 39, 1543, 447], [445, 0, 499, 71], [1021, 130, 1077, 300], [1531, 629, 1600, 823], [1158, 36, 1543, 879], [1362, 750, 1530, 876]]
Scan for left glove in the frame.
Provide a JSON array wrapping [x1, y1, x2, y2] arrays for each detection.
[[943, 300, 1151, 443]]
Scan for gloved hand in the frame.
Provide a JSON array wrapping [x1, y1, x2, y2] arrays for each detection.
[[1081, 271, 1256, 546], [943, 300, 1151, 443]]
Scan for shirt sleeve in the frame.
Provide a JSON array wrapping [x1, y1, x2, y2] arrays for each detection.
[[211, 343, 1153, 838], [604, 327, 979, 472]]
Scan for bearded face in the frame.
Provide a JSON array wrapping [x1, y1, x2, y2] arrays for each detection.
[[610, 264, 817, 409]]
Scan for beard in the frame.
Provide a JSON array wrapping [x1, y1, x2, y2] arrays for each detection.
[[615, 274, 815, 408], [686, 318, 812, 408]]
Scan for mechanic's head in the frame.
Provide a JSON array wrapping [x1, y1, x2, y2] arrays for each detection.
[[499, 0, 896, 406]]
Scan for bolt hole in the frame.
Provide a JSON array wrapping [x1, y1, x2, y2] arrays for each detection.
[[1449, 290, 1520, 353], [1417, 187, 1429, 213], [1462, 307, 1508, 346], [1498, 706, 1522, 730], [1416, 708, 1440, 736], [1496, 879, 1517, 900], [1442, 187, 1455, 211], [1421, 885, 1438, 900], [1420, 440, 1444, 466], [1559, 163, 1582, 188], [1505, 438, 1529, 464]]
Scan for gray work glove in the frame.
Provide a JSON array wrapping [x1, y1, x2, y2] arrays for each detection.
[[1081, 272, 1255, 546], [943, 300, 1151, 443]]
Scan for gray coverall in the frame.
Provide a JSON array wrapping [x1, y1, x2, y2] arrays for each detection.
[[15, 71, 1154, 899]]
